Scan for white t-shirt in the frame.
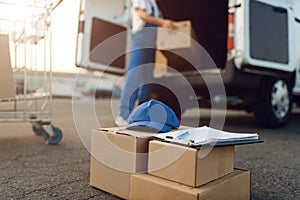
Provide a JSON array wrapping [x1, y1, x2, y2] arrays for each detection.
[[131, 0, 161, 34]]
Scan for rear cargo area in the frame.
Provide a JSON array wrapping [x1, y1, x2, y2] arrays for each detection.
[[157, 0, 228, 71]]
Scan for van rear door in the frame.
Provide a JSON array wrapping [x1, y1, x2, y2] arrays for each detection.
[[157, 0, 229, 71], [76, 0, 131, 75], [76, 0, 230, 74], [235, 0, 294, 72]]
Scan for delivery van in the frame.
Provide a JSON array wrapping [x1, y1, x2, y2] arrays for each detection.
[[76, 0, 300, 128]]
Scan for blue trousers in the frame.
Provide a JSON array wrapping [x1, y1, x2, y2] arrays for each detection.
[[118, 48, 155, 120]]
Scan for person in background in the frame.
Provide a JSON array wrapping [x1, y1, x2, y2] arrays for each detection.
[[116, 0, 177, 126]]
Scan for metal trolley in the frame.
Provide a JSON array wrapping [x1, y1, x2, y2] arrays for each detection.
[[0, 0, 63, 144]]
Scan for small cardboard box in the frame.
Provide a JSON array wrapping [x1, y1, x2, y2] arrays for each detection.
[[148, 140, 234, 187], [0, 34, 15, 98], [157, 20, 193, 50], [130, 169, 250, 200], [90, 127, 154, 199]]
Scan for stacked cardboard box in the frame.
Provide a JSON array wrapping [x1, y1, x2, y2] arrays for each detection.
[[90, 128, 250, 199], [130, 140, 250, 200], [130, 170, 250, 200], [90, 127, 188, 199], [148, 140, 235, 187], [90, 127, 154, 199]]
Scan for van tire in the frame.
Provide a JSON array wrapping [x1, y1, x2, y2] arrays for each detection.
[[254, 77, 292, 128]]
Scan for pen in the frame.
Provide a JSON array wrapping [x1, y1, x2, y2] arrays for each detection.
[[177, 131, 189, 139]]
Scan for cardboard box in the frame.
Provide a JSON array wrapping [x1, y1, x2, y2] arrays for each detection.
[[130, 169, 250, 200], [90, 127, 154, 199], [148, 140, 234, 187], [154, 50, 168, 77], [157, 20, 193, 50], [0, 34, 15, 98]]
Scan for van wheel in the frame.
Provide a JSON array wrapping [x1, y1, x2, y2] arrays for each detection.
[[254, 77, 292, 128]]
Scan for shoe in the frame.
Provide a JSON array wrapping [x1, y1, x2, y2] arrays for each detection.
[[115, 116, 128, 127]]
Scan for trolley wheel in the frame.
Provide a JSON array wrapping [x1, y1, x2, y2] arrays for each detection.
[[32, 125, 44, 136], [43, 126, 63, 145]]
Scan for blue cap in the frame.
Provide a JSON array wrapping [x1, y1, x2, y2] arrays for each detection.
[[126, 100, 180, 133]]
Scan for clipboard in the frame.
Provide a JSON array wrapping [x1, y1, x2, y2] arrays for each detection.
[[152, 136, 264, 149], [151, 126, 263, 149]]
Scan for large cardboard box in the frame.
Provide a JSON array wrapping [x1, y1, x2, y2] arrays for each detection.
[[90, 127, 154, 199], [0, 34, 15, 98], [130, 169, 250, 200], [157, 20, 194, 50], [148, 140, 234, 187]]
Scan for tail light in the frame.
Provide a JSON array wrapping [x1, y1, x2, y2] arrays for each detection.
[[227, 12, 235, 51]]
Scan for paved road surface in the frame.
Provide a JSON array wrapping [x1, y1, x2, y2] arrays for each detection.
[[0, 98, 299, 199]]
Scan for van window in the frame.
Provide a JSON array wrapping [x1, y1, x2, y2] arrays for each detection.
[[89, 18, 127, 70], [250, 1, 289, 64]]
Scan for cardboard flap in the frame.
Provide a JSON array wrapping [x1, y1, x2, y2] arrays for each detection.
[[98, 127, 156, 138]]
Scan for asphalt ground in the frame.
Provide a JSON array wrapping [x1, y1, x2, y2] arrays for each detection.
[[0, 98, 299, 200]]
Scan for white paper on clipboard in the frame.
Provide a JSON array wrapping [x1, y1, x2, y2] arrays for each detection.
[[153, 126, 259, 146]]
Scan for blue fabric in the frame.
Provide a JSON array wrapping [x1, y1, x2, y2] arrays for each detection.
[[126, 100, 180, 133], [118, 48, 155, 119], [118, 5, 158, 120]]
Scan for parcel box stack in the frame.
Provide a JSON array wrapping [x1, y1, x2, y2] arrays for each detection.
[[90, 127, 255, 200], [130, 140, 250, 200], [90, 127, 153, 199]]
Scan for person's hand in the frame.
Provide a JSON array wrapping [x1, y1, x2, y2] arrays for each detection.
[[161, 19, 177, 30]]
